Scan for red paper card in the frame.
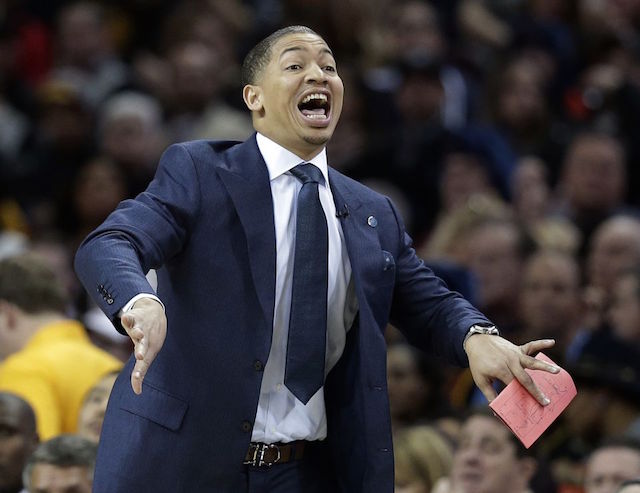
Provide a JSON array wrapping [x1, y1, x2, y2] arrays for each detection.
[[489, 352, 577, 448]]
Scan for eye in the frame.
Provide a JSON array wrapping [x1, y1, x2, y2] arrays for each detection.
[[286, 64, 302, 71], [324, 65, 336, 72]]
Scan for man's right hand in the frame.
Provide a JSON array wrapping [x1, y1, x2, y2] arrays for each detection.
[[120, 297, 167, 394]]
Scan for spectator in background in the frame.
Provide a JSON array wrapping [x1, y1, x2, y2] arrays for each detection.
[[22, 434, 97, 493], [61, 157, 128, 250], [165, 41, 253, 143], [432, 408, 539, 493], [0, 392, 39, 493], [583, 215, 640, 333], [21, 78, 93, 223], [51, 1, 129, 108], [608, 268, 640, 346], [584, 438, 640, 493], [98, 91, 167, 196], [487, 55, 552, 160], [511, 156, 581, 255], [459, 217, 532, 334], [555, 132, 628, 253], [0, 254, 121, 440], [386, 343, 453, 432], [437, 147, 497, 215], [517, 250, 584, 364], [511, 156, 551, 228], [394, 425, 454, 493], [76, 371, 119, 443]]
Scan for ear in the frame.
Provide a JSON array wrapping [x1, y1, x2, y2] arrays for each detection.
[[243, 84, 263, 112], [0, 300, 20, 329]]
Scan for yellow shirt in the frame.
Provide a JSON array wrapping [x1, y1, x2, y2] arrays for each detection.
[[0, 319, 122, 440]]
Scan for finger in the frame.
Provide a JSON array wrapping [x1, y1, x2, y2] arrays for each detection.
[[129, 326, 144, 343], [520, 339, 555, 355], [520, 354, 561, 374], [131, 358, 149, 395], [121, 312, 136, 331], [509, 363, 550, 406], [135, 334, 147, 360], [475, 376, 498, 403]]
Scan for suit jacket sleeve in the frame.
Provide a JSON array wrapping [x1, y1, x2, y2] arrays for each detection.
[[386, 198, 492, 366], [74, 143, 201, 333]]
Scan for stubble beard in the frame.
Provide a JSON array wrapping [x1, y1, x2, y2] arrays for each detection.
[[303, 134, 330, 146]]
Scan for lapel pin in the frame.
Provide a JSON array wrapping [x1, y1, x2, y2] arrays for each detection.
[[367, 215, 378, 228]]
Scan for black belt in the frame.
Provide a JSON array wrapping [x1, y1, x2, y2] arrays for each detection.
[[244, 440, 306, 467]]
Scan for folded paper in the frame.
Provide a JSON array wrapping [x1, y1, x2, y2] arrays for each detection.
[[489, 352, 577, 448]]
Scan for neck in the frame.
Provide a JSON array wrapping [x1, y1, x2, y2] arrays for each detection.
[[19, 312, 67, 345]]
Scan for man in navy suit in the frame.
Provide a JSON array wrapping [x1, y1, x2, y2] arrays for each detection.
[[74, 25, 559, 492]]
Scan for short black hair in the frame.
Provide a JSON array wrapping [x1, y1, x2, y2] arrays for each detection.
[[23, 434, 97, 490], [0, 253, 67, 314], [241, 25, 319, 86]]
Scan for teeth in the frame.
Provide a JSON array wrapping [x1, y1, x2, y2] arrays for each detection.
[[301, 93, 328, 104], [303, 113, 327, 119]]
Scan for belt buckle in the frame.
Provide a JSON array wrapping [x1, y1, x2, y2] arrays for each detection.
[[244, 443, 281, 467]]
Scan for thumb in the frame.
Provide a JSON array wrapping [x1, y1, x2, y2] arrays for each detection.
[[121, 312, 135, 331]]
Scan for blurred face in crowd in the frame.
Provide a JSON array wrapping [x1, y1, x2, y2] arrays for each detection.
[[609, 273, 640, 342], [77, 373, 118, 443], [244, 31, 344, 161], [396, 71, 443, 123], [73, 159, 127, 227], [28, 463, 92, 493], [511, 157, 550, 224], [562, 135, 626, 213], [450, 415, 535, 493], [497, 59, 546, 132], [520, 251, 581, 340], [386, 345, 430, 424], [0, 396, 38, 493], [464, 222, 522, 311], [392, 0, 444, 59], [584, 446, 640, 493], [587, 217, 640, 291], [439, 153, 491, 212], [170, 42, 221, 110], [57, 3, 108, 68]]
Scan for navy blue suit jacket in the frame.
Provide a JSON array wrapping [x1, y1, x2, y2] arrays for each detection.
[[75, 135, 491, 492]]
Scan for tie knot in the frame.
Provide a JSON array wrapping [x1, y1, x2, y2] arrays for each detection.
[[290, 163, 325, 185]]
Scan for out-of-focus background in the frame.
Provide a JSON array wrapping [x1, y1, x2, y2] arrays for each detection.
[[2, 1, 640, 492]]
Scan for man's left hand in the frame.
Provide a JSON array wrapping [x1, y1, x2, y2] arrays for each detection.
[[464, 335, 560, 405]]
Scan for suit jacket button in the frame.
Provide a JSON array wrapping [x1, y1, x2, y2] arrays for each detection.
[[241, 420, 252, 432], [253, 360, 264, 371], [106, 298, 114, 305]]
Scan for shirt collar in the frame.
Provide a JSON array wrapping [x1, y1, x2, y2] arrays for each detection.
[[256, 133, 329, 185]]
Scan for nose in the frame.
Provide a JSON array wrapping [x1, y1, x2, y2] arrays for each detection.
[[305, 63, 327, 84]]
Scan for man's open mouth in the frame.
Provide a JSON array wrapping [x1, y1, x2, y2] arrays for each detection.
[[297, 92, 330, 120]]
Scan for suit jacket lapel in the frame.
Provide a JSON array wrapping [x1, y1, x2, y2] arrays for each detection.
[[329, 169, 381, 308], [216, 135, 276, 334]]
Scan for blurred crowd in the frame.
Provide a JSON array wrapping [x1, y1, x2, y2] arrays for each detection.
[[2, 0, 640, 492]]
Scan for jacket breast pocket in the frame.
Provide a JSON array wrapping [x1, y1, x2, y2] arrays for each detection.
[[120, 382, 188, 432], [380, 250, 395, 283]]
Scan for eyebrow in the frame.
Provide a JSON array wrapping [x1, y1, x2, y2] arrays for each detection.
[[279, 46, 334, 60]]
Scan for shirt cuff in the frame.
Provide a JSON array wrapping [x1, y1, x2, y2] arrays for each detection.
[[118, 294, 165, 318]]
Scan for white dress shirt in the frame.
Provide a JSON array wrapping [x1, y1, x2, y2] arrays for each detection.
[[251, 133, 358, 443]]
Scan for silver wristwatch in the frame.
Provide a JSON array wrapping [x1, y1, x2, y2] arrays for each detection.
[[463, 324, 499, 348]]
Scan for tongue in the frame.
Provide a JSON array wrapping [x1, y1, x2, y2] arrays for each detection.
[[301, 108, 326, 117]]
